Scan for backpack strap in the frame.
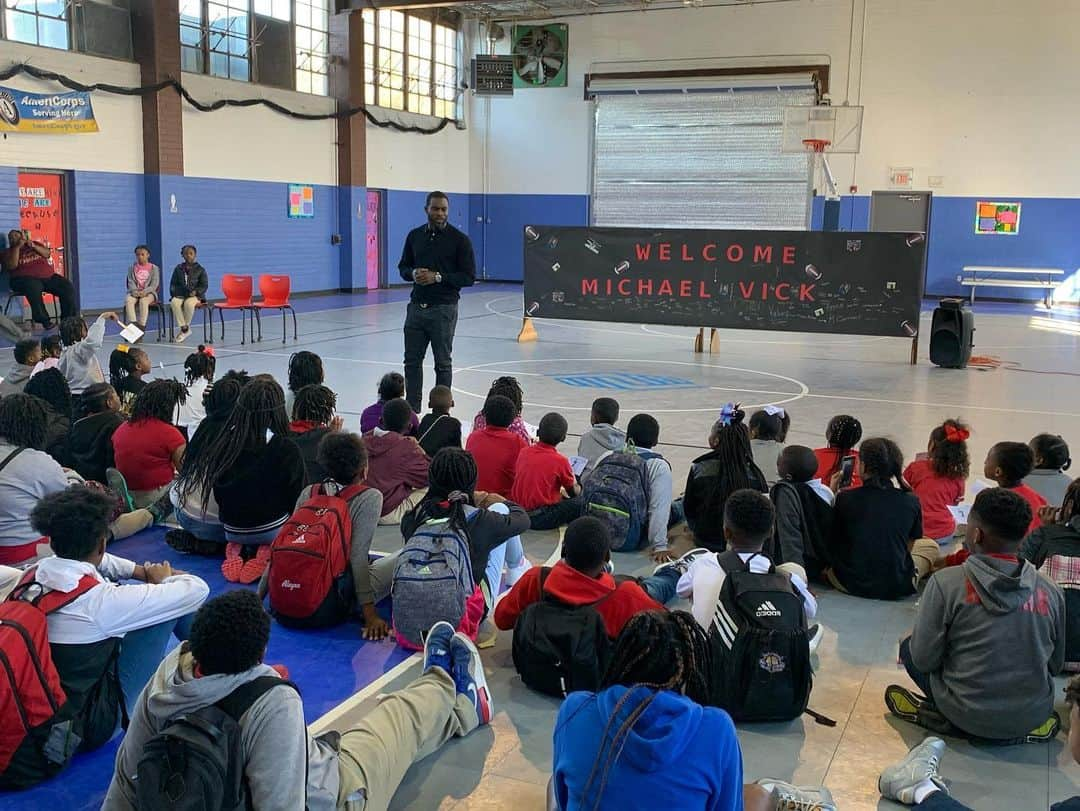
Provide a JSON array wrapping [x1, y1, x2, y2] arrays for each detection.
[[8, 569, 100, 612], [0, 446, 25, 475], [337, 483, 370, 502], [537, 566, 552, 593], [716, 550, 747, 574], [418, 414, 448, 444], [216, 676, 300, 722]]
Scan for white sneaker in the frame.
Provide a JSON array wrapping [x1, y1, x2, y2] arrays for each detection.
[[808, 624, 824, 655], [755, 779, 836, 811], [879, 737, 948, 804], [174, 327, 190, 343], [504, 558, 533, 587]]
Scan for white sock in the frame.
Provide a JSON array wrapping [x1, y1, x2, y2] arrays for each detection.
[[912, 780, 940, 804]]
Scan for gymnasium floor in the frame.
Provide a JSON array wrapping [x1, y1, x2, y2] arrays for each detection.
[[6, 284, 1080, 810]]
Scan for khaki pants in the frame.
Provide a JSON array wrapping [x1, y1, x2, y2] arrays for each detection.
[[110, 508, 153, 540], [132, 484, 171, 510], [336, 668, 479, 811], [171, 296, 199, 330], [124, 293, 156, 326], [378, 488, 428, 526]]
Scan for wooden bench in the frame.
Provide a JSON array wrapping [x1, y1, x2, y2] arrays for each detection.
[[958, 266, 1064, 308]]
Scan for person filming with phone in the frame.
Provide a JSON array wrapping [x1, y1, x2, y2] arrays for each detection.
[[822, 436, 941, 599], [3, 228, 77, 329]]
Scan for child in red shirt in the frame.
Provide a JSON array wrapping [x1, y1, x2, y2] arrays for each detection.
[[814, 414, 863, 490], [904, 419, 970, 545], [941, 441, 1048, 568], [495, 515, 663, 639], [466, 395, 528, 497], [511, 412, 582, 531], [111, 379, 187, 507]]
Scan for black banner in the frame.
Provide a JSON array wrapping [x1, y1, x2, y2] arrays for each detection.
[[522, 226, 926, 338]]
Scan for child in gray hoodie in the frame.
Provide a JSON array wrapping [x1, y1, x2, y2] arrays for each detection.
[[104, 591, 492, 811], [887, 487, 1066, 743], [0, 338, 41, 397], [577, 397, 626, 479]]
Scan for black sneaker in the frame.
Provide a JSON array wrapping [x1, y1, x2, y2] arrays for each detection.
[[165, 528, 224, 557]]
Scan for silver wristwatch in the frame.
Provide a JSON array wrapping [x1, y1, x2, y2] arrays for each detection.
[[435, 272, 443, 284]]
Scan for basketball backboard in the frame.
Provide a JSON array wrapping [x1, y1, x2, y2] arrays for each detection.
[[781, 104, 863, 153]]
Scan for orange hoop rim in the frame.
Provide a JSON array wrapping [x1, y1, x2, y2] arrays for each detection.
[[802, 138, 831, 153]]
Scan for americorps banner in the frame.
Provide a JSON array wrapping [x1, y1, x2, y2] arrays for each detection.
[[523, 227, 926, 338], [0, 85, 99, 134]]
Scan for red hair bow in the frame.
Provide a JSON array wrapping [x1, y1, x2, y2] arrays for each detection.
[[944, 424, 969, 443], [200, 346, 215, 358]]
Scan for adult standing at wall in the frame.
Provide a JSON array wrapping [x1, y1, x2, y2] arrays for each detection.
[[398, 191, 476, 411], [3, 229, 77, 328]]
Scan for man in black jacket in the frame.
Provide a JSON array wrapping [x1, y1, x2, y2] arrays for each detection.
[[398, 191, 476, 411]]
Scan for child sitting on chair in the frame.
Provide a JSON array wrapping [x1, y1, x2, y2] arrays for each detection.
[[169, 244, 208, 344]]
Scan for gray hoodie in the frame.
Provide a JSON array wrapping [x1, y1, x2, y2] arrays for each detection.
[[0, 361, 32, 397], [103, 646, 340, 811], [911, 554, 1065, 740], [58, 313, 107, 394], [577, 423, 627, 479]]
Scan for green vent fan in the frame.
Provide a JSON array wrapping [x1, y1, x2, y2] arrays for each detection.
[[512, 24, 568, 88]]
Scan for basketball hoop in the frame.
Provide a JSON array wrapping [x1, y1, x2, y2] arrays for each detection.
[[802, 138, 831, 154]]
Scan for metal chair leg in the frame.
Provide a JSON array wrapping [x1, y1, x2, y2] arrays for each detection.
[[290, 306, 297, 341], [253, 308, 262, 342]]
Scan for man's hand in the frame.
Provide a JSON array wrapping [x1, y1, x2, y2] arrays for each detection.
[[361, 604, 390, 641], [143, 561, 174, 584], [649, 547, 675, 565], [413, 269, 436, 286], [1038, 505, 1060, 526]]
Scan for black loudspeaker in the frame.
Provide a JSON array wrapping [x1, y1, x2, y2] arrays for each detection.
[[930, 299, 975, 368]]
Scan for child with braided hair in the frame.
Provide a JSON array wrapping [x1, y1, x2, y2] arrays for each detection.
[[289, 383, 344, 485], [401, 447, 530, 648], [176, 344, 216, 432], [110, 378, 187, 510], [677, 403, 767, 552], [814, 414, 863, 490], [904, 419, 971, 545], [108, 344, 150, 412], [553, 609, 836, 811], [178, 377, 304, 583], [472, 375, 534, 444]]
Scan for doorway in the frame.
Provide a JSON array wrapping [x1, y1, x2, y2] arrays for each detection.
[[15, 170, 74, 316], [365, 189, 384, 289]]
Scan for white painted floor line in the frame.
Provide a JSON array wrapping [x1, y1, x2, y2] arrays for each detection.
[[796, 391, 1080, 418], [307, 652, 422, 736], [541, 528, 566, 569]]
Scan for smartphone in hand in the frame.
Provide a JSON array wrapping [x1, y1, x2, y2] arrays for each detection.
[[839, 456, 855, 488]]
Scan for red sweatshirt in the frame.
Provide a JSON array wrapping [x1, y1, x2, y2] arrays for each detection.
[[494, 560, 663, 638]]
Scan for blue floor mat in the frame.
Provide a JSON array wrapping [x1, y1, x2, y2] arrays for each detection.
[[0, 526, 412, 810]]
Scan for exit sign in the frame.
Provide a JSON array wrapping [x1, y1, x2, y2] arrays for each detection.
[[889, 167, 914, 188], [472, 56, 514, 96]]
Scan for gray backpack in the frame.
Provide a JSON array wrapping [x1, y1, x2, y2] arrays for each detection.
[[392, 511, 478, 648]]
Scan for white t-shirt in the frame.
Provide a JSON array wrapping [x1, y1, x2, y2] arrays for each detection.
[[676, 551, 818, 632], [177, 376, 209, 430]]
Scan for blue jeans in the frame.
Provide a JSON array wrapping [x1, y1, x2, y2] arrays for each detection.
[[482, 502, 524, 607], [118, 613, 196, 714], [176, 508, 228, 543], [668, 497, 685, 528], [638, 566, 680, 605], [224, 524, 283, 546], [916, 791, 970, 810], [899, 636, 934, 700]]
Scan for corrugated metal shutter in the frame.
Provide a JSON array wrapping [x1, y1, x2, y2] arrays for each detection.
[[591, 88, 816, 230]]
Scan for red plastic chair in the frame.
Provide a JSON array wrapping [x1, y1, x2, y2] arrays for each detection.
[[216, 274, 259, 345], [253, 274, 297, 344]]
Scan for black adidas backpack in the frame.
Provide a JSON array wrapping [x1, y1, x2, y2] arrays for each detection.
[[135, 676, 298, 810], [707, 551, 811, 722], [512, 568, 614, 697]]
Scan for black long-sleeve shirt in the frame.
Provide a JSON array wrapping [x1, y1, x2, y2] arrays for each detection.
[[398, 223, 476, 305]]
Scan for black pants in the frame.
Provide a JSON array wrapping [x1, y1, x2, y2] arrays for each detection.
[[9, 274, 77, 326], [528, 496, 584, 531], [403, 302, 458, 411]]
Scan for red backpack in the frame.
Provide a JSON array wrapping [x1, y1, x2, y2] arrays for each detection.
[[268, 483, 368, 628], [0, 569, 99, 789]]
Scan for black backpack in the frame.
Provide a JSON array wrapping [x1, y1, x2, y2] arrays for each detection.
[[512, 568, 614, 697], [135, 676, 299, 810], [707, 551, 811, 723]]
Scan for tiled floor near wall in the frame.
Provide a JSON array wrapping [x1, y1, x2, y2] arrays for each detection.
[[17, 285, 1080, 810]]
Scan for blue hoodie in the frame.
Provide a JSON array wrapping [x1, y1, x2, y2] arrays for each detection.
[[553, 685, 743, 811]]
